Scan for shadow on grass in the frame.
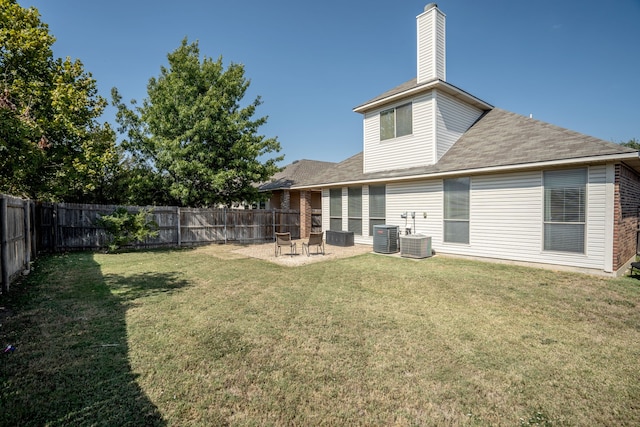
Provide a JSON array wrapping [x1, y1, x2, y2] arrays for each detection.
[[0, 252, 190, 426], [103, 271, 190, 303]]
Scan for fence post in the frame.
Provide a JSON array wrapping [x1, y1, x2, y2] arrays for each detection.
[[52, 204, 59, 252], [24, 199, 31, 271], [30, 202, 37, 258], [224, 206, 227, 244], [1, 197, 9, 293], [176, 207, 181, 247]]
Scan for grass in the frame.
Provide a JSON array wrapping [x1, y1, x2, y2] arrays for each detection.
[[1, 245, 640, 426]]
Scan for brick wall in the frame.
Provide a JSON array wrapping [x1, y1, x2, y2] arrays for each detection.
[[280, 190, 290, 210], [613, 163, 640, 270], [300, 190, 312, 238]]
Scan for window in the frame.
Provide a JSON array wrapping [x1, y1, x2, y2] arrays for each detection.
[[443, 177, 470, 244], [380, 103, 412, 140], [369, 185, 386, 235], [544, 168, 586, 253], [329, 188, 342, 231], [348, 187, 362, 235]]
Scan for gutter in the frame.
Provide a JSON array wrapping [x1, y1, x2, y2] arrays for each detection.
[[292, 152, 640, 190]]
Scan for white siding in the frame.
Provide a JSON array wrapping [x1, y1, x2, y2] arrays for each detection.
[[387, 180, 443, 240], [362, 185, 370, 237], [417, 6, 446, 83], [341, 187, 348, 231], [435, 10, 446, 81], [465, 172, 544, 260], [321, 167, 614, 273], [376, 167, 612, 272], [586, 165, 608, 267], [363, 93, 435, 173], [321, 188, 330, 231], [435, 90, 483, 160]]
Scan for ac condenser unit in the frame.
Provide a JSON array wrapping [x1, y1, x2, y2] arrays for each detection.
[[373, 225, 399, 254], [400, 235, 432, 259]]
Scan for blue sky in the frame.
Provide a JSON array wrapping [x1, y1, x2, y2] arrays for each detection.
[[19, 0, 640, 165]]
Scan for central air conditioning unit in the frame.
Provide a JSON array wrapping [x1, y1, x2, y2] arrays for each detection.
[[373, 225, 399, 254], [400, 234, 432, 259]]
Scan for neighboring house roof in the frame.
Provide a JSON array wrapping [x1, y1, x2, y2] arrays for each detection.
[[258, 159, 336, 191], [297, 108, 638, 188]]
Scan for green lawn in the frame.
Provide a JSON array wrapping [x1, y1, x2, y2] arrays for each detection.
[[1, 246, 639, 426]]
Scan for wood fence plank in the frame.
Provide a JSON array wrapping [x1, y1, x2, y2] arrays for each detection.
[[0, 196, 9, 293], [1, 196, 303, 293]]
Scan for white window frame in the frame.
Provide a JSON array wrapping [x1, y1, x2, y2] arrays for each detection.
[[368, 185, 386, 235], [329, 188, 342, 231], [348, 186, 362, 235], [443, 177, 470, 244], [380, 103, 412, 141], [543, 168, 587, 254]]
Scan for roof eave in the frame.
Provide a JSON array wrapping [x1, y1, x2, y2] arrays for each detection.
[[353, 80, 493, 113], [292, 152, 640, 189]]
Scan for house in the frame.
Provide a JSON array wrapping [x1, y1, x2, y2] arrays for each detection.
[[292, 3, 640, 276], [258, 159, 335, 237]]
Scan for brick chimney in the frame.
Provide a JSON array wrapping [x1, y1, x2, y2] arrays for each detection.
[[417, 3, 446, 84]]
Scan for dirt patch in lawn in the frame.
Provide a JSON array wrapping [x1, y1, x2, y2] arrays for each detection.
[[195, 241, 373, 266]]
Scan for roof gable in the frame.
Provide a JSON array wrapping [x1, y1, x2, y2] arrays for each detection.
[[353, 78, 492, 113]]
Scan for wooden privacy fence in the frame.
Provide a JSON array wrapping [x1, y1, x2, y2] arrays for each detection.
[[36, 202, 300, 252], [0, 195, 36, 293], [0, 195, 300, 292]]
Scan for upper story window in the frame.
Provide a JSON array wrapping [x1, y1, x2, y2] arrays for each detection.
[[380, 103, 412, 140]]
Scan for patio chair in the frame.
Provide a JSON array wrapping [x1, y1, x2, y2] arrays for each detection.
[[275, 232, 296, 257], [302, 231, 325, 256]]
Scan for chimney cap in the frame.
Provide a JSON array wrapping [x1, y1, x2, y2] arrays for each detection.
[[424, 3, 438, 12]]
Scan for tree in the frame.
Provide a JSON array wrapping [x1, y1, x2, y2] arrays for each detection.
[[96, 207, 159, 253], [0, 0, 119, 201], [112, 39, 283, 207], [620, 138, 640, 150]]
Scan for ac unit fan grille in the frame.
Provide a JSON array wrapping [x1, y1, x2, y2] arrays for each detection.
[[373, 225, 399, 254], [400, 235, 432, 259]]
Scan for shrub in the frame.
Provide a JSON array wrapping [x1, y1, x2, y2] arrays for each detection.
[[97, 207, 159, 253]]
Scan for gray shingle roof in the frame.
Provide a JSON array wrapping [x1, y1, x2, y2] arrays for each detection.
[[258, 159, 336, 191], [439, 108, 635, 170], [299, 108, 637, 187], [354, 78, 425, 110]]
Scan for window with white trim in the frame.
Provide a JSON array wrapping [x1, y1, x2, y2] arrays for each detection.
[[329, 188, 342, 231], [443, 177, 470, 244], [543, 168, 586, 253], [348, 187, 362, 235], [380, 103, 412, 140], [368, 185, 386, 235]]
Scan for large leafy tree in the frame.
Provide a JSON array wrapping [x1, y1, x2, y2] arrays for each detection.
[[113, 39, 283, 207], [0, 0, 119, 201]]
